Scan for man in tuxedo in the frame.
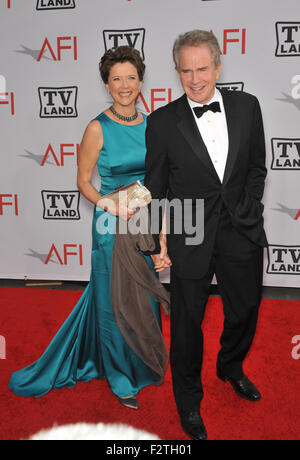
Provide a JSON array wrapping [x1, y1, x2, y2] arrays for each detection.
[[144, 30, 268, 440]]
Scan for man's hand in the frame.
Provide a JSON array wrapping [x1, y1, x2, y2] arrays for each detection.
[[151, 235, 172, 272]]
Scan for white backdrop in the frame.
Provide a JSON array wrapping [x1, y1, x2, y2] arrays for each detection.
[[0, 0, 299, 287]]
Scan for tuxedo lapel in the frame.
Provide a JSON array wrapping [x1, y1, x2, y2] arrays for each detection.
[[176, 95, 221, 183], [220, 89, 241, 185]]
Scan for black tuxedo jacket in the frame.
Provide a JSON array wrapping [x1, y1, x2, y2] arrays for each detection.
[[144, 89, 268, 279]]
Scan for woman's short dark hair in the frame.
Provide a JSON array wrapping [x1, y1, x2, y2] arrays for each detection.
[[99, 46, 145, 83]]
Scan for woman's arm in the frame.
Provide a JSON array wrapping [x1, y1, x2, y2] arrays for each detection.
[[77, 120, 103, 206], [77, 120, 134, 220]]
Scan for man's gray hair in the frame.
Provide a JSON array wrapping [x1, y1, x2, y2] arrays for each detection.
[[173, 30, 221, 70]]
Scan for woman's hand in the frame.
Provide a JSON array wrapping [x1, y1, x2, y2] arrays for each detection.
[[151, 234, 172, 272], [97, 196, 134, 220]]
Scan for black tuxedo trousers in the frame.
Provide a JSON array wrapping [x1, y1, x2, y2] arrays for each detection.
[[170, 204, 263, 415]]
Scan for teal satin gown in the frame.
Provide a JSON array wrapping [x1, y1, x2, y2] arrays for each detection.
[[9, 112, 162, 398]]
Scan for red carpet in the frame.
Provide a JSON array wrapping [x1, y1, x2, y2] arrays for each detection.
[[0, 286, 299, 440]]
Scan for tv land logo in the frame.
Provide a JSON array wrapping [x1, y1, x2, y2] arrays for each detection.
[[271, 138, 300, 170], [267, 245, 300, 275], [216, 82, 244, 91], [275, 22, 300, 57], [42, 190, 80, 220], [39, 87, 78, 118], [103, 29, 146, 59], [5, 0, 76, 10], [36, 0, 76, 10], [0, 194, 19, 216]]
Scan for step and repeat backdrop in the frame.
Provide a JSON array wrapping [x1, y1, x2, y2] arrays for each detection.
[[0, 0, 299, 287]]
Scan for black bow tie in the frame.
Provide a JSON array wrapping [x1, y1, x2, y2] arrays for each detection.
[[193, 101, 221, 118]]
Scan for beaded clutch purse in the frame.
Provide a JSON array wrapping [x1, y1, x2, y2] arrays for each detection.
[[103, 180, 152, 210]]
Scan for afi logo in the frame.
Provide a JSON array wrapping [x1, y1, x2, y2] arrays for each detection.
[[103, 29, 145, 59], [36, 0, 76, 10], [217, 82, 244, 91], [37, 37, 78, 61], [272, 203, 300, 221], [0, 194, 19, 216], [267, 245, 300, 275], [276, 22, 300, 56], [271, 138, 300, 170], [41, 143, 79, 166], [45, 244, 83, 265], [136, 88, 172, 113], [211, 28, 246, 55], [39, 87, 78, 118], [42, 190, 80, 220]]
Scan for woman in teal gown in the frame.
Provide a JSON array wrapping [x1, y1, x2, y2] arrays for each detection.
[[9, 46, 170, 409]]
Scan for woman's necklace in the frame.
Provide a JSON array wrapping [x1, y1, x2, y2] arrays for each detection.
[[110, 105, 138, 122]]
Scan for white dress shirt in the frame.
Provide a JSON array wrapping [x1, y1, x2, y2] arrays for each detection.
[[187, 88, 229, 183]]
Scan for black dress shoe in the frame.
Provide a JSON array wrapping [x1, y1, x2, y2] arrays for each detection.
[[118, 396, 138, 410], [217, 369, 261, 402], [180, 411, 207, 440]]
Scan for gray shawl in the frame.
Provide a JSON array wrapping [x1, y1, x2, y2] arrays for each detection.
[[110, 207, 170, 385]]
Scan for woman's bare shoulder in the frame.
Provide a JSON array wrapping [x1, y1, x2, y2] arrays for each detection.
[[85, 119, 103, 135]]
